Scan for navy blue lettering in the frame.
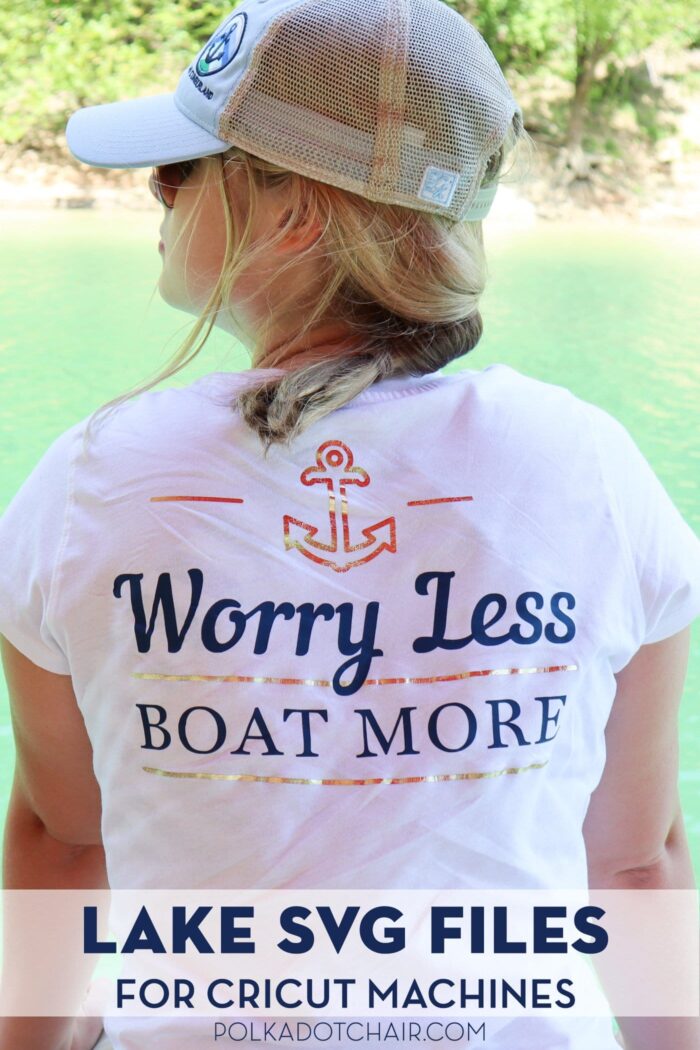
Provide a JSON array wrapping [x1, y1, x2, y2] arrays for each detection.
[[493, 906, 526, 954], [137, 704, 171, 750], [178, 707, 226, 755], [283, 709, 329, 757], [333, 601, 383, 696], [486, 699, 531, 749], [200, 599, 245, 653], [220, 907, 256, 954], [427, 702, 477, 752], [414, 575, 570, 652], [471, 907, 485, 954], [402, 981, 427, 1008], [546, 592, 576, 642], [295, 603, 335, 655], [278, 907, 315, 954], [122, 907, 166, 954], [556, 980, 576, 1007], [317, 906, 359, 954], [413, 571, 470, 652], [84, 907, 116, 953], [368, 980, 397, 1006], [249, 601, 296, 653], [230, 707, 283, 756], [354, 707, 419, 758], [533, 907, 568, 954], [431, 907, 464, 953], [172, 907, 213, 954], [359, 907, 405, 954], [470, 593, 510, 645], [201, 600, 296, 654], [188, 67, 214, 100], [572, 906, 608, 954], [510, 591, 544, 644], [535, 695, 567, 743], [113, 569, 203, 652]]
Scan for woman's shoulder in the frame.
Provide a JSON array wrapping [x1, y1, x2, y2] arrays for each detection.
[[76, 371, 254, 455], [439, 361, 614, 434], [70, 363, 624, 468], [460, 361, 588, 406]]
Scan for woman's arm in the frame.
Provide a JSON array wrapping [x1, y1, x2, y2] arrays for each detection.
[[583, 625, 700, 1050], [0, 636, 108, 1050]]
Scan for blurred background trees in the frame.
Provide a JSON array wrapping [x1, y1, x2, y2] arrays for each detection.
[[446, 0, 697, 152], [2, 0, 699, 170], [0, 1, 223, 148]]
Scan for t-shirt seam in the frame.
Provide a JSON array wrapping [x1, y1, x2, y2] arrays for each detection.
[[186, 370, 463, 408], [348, 376, 452, 403], [44, 426, 81, 667]]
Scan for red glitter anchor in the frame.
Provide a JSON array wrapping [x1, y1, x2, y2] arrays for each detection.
[[283, 441, 397, 573]]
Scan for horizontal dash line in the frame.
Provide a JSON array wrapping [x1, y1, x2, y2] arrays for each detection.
[[136, 673, 333, 686], [150, 496, 244, 504], [133, 664, 577, 688], [407, 496, 474, 507], [142, 761, 549, 785]]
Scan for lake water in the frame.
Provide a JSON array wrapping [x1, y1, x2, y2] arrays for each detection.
[[0, 209, 698, 876]]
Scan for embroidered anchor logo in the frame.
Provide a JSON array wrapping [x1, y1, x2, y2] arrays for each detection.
[[283, 441, 397, 573]]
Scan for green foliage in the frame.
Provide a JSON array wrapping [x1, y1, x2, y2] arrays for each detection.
[[444, 0, 566, 71], [0, 0, 698, 153], [603, 136, 622, 157], [588, 60, 675, 146], [569, 0, 696, 64], [445, 0, 698, 76], [0, 0, 226, 146]]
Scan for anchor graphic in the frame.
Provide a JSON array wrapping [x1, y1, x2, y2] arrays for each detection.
[[283, 441, 397, 573]]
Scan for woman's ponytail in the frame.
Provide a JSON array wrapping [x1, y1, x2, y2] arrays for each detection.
[[238, 310, 484, 449]]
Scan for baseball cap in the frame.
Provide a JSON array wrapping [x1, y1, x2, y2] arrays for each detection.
[[65, 0, 524, 223]]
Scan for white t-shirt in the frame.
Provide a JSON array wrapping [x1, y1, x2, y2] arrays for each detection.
[[1, 363, 699, 1049]]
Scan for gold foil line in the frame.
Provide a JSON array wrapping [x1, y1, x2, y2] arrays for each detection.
[[136, 673, 333, 686], [133, 664, 578, 688], [150, 496, 244, 504], [407, 496, 474, 506], [142, 760, 549, 786]]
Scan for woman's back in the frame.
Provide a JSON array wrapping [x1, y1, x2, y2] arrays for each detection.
[[1, 5, 699, 1046], [4, 362, 696, 899]]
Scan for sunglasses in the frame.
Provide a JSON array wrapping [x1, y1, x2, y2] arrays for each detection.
[[148, 159, 199, 209]]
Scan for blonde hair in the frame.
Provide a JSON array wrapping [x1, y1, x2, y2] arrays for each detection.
[[88, 113, 531, 451]]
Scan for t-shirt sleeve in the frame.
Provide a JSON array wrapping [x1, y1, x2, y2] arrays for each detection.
[[585, 400, 700, 647], [0, 423, 82, 674]]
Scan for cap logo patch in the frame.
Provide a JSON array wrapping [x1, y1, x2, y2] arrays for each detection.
[[418, 166, 460, 208], [196, 12, 248, 77]]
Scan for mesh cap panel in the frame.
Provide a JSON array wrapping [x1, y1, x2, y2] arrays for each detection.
[[217, 0, 522, 221]]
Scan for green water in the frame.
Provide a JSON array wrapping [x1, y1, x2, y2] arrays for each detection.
[[1, 209, 699, 876]]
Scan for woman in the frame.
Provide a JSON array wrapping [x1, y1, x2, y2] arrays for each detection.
[[1, 1, 699, 1048]]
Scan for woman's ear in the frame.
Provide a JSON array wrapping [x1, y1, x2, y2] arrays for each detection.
[[275, 205, 322, 253]]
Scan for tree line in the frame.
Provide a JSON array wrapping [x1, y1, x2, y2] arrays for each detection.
[[1, 0, 697, 158]]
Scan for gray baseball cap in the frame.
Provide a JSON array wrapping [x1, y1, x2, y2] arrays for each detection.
[[66, 0, 524, 222]]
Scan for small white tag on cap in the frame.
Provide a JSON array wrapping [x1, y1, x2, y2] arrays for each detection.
[[418, 165, 460, 208]]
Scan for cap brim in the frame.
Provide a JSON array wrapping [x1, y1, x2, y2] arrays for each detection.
[[65, 93, 231, 169]]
